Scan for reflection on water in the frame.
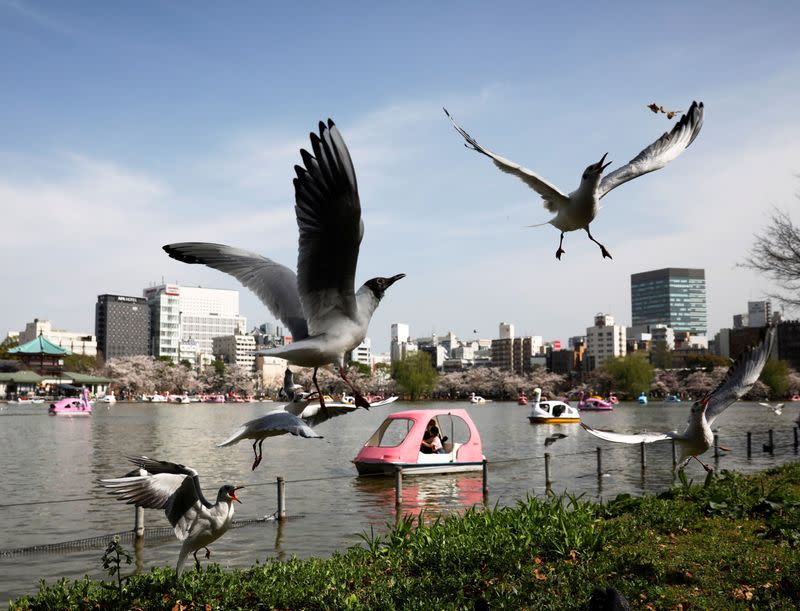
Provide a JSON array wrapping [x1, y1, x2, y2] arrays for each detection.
[[0, 399, 797, 604]]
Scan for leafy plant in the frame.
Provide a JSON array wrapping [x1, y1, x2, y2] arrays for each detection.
[[101, 535, 132, 604]]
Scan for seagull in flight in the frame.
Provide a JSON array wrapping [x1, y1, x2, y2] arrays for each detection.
[[101, 456, 243, 576], [582, 327, 774, 471], [444, 101, 705, 260], [217, 404, 323, 470], [164, 120, 404, 411]]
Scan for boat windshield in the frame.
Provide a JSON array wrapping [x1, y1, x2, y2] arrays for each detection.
[[365, 418, 415, 448]]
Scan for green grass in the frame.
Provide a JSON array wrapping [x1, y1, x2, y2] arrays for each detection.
[[10, 464, 800, 610]]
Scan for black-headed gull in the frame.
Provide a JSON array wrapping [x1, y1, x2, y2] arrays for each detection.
[[101, 456, 243, 576], [217, 403, 323, 470], [164, 120, 404, 410], [582, 327, 774, 471], [444, 102, 704, 260]]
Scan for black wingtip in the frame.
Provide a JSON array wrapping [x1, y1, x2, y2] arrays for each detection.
[[443, 107, 451, 117], [327, 118, 336, 129]]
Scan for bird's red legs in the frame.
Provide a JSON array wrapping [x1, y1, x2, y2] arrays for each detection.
[[193, 550, 202, 570], [585, 227, 612, 259], [691, 455, 712, 472], [555, 232, 566, 260], [251, 439, 264, 470], [339, 367, 371, 409], [312, 367, 328, 414]]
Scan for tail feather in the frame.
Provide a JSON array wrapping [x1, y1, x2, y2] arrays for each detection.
[[217, 426, 247, 447]]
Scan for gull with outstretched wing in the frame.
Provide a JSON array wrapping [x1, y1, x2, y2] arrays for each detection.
[[164, 120, 404, 411], [444, 101, 704, 260], [582, 328, 774, 471]]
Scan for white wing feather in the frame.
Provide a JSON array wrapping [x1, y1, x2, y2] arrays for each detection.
[[444, 108, 569, 213]]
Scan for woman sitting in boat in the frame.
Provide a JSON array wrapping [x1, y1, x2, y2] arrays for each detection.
[[420, 422, 445, 454]]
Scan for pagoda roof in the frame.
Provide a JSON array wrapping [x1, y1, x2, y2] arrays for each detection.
[[8, 335, 71, 356]]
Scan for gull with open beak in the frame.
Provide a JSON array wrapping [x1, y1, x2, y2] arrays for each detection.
[[582, 327, 774, 471], [100, 456, 244, 576], [164, 119, 404, 411], [444, 101, 704, 260]]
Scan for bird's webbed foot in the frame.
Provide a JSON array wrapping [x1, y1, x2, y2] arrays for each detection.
[[555, 247, 565, 260], [354, 391, 371, 410], [600, 246, 612, 259]]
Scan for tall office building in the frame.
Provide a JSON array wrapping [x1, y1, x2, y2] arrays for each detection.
[[143, 284, 246, 363], [95, 294, 151, 360], [630, 268, 707, 335]]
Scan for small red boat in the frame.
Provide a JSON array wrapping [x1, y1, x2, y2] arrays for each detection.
[[517, 392, 528, 406]]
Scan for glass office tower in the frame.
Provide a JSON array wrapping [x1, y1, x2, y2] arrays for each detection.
[[631, 268, 707, 334]]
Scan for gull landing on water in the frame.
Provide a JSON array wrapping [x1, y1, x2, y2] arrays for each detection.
[[444, 101, 705, 260], [164, 120, 404, 412], [582, 327, 775, 472]]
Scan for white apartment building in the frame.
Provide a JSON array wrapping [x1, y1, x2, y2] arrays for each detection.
[[19, 319, 97, 357], [143, 284, 246, 363], [499, 322, 514, 339], [748, 301, 772, 327], [650, 324, 675, 350], [585, 313, 626, 370], [391, 323, 416, 363], [213, 334, 256, 371], [350, 338, 372, 367]]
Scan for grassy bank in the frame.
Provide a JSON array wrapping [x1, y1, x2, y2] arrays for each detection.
[[10, 464, 800, 610]]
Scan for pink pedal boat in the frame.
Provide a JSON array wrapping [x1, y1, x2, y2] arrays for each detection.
[[49, 389, 92, 416], [353, 409, 485, 476]]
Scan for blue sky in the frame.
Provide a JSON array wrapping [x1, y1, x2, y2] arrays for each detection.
[[1, 1, 799, 352]]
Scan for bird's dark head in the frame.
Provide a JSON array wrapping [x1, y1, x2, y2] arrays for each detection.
[[364, 273, 405, 299], [582, 153, 612, 180], [220, 485, 244, 504]]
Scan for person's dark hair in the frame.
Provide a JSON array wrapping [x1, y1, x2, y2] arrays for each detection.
[[430, 426, 439, 436]]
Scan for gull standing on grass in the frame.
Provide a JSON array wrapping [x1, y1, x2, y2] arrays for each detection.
[[164, 120, 404, 411], [443, 101, 704, 260], [582, 327, 774, 472], [100, 456, 243, 576]]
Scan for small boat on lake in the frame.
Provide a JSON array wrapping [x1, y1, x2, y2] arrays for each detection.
[[353, 408, 485, 476], [517, 392, 528, 406], [527, 388, 580, 424], [469, 392, 488, 404], [98, 392, 116, 404], [638, 392, 648, 405], [49, 389, 92, 416], [665, 394, 682, 402], [577, 391, 613, 411], [13, 396, 45, 404]]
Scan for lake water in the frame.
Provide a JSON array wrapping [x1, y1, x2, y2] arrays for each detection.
[[1, 399, 798, 604]]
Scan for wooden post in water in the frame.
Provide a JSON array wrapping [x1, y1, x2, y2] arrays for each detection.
[[134, 506, 144, 540], [768, 429, 774, 455], [640, 442, 646, 470], [747, 431, 752, 458], [671, 438, 677, 468], [713, 434, 719, 459], [544, 453, 552, 490], [394, 466, 403, 507], [596, 447, 603, 477], [276, 476, 286, 521], [481, 459, 488, 501], [794, 426, 798, 454]]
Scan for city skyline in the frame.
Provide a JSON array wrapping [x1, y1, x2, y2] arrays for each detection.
[[1, 3, 798, 354]]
